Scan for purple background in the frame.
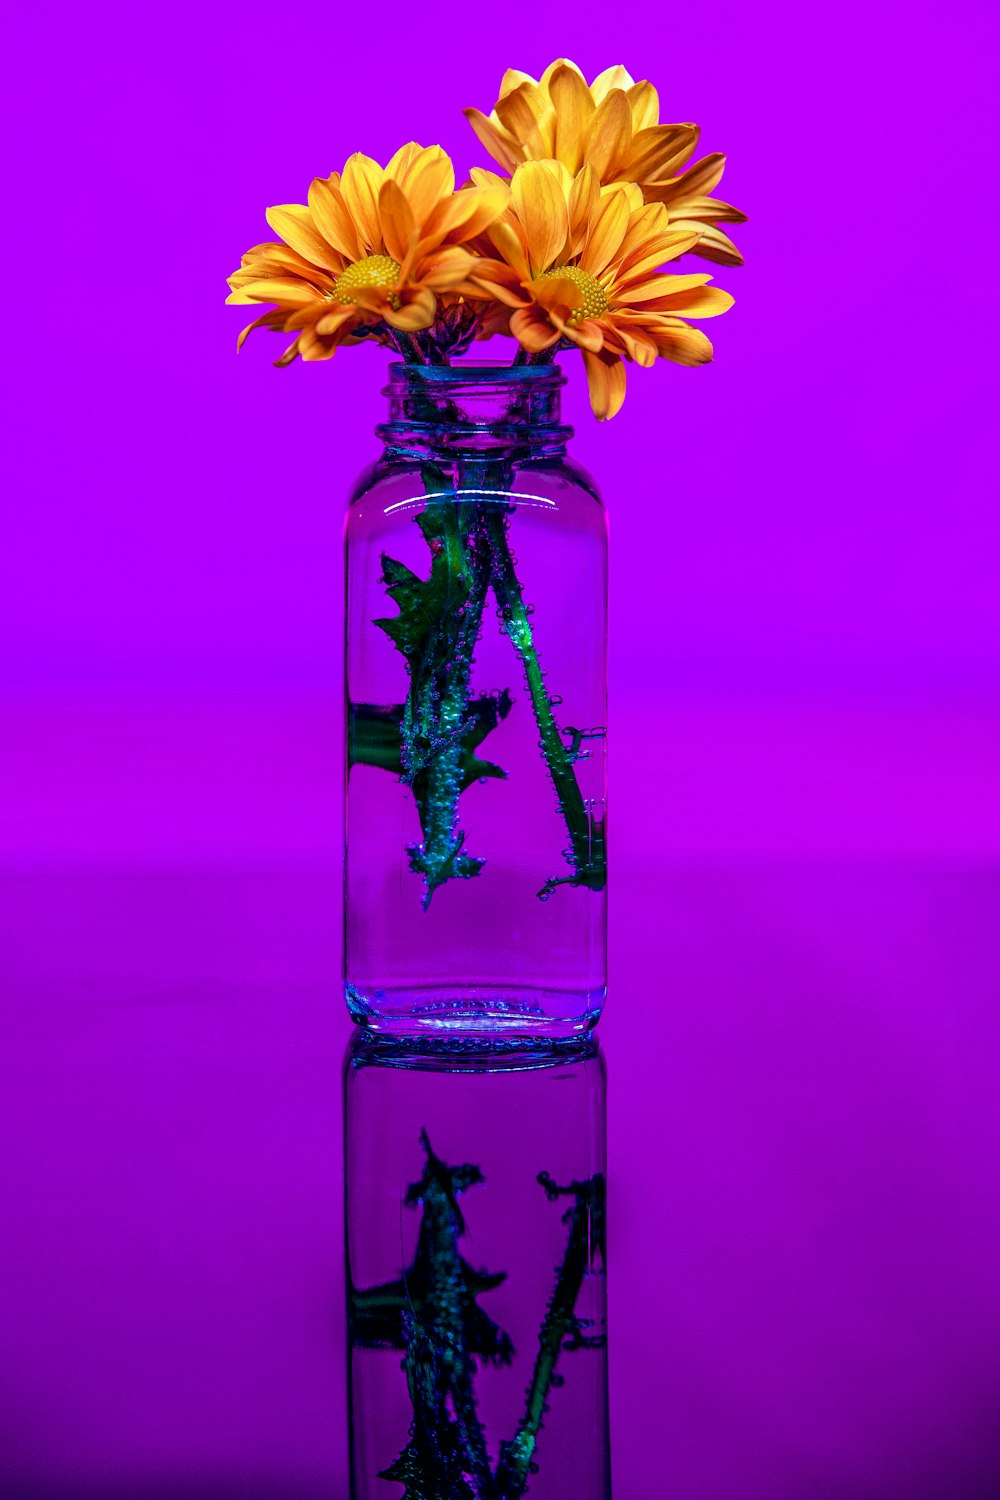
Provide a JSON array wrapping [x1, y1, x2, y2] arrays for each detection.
[[3, 2, 1000, 1497]]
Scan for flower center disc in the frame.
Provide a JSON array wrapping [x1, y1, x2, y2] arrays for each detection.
[[536, 265, 608, 325], [333, 254, 401, 306]]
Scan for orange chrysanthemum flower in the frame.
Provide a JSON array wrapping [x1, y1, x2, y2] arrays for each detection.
[[469, 161, 735, 420], [465, 59, 746, 266], [226, 144, 508, 363]]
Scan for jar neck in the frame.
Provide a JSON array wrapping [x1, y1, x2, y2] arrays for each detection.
[[377, 362, 572, 460]]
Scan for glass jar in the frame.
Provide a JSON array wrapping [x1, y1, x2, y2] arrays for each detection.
[[344, 1033, 610, 1500], [344, 363, 608, 1037]]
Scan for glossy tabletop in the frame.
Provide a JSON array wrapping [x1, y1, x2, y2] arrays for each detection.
[[3, 860, 999, 1498]]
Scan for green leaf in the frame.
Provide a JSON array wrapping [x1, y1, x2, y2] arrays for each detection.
[[349, 691, 513, 793], [370, 491, 507, 905]]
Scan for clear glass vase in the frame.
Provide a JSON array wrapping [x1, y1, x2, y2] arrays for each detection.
[[344, 1033, 610, 1500], [344, 363, 608, 1037]]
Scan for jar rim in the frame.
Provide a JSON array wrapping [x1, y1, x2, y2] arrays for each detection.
[[386, 359, 565, 389]]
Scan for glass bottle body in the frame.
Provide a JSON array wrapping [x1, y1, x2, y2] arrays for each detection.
[[344, 365, 607, 1036], [344, 1035, 610, 1500]]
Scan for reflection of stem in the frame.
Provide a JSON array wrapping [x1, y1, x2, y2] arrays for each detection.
[[495, 1172, 607, 1500], [483, 504, 606, 898]]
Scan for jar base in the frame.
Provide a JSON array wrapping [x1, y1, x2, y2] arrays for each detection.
[[345, 982, 604, 1039]]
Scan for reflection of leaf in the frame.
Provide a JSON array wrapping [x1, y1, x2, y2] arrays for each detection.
[[379, 1316, 481, 1500], [351, 1134, 608, 1500], [351, 1134, 510, 1500], [351, 1260, 509, 1360]]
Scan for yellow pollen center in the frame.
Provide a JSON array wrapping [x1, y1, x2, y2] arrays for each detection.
[[536, 264, 608, 325], [332, 254, 402, 308]]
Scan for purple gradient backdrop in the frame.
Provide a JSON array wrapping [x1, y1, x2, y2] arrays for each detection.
[[3, 2, 1000, 1497]]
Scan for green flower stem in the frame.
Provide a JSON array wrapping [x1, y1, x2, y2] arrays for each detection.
[[380, 392, 605, 901], [483, 504, 606, 897]]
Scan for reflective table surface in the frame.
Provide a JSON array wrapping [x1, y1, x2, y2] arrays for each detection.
[[3, 861, 999, 1497]]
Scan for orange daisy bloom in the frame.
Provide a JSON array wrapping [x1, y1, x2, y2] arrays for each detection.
[[465, 59, 746, 266], [226, 144, 508, 363], [469, 161, 735, 420]]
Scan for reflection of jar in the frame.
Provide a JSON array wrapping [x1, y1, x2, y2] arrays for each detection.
[[344, 1035, 610, 1499], [344, 363, 608, 1037]]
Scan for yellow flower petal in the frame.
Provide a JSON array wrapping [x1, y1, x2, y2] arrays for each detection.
[[384, 286, 437, 331], [617, 272, 713, 304], [625, 80, 660, 132], [582, 349, 627, 420], [524, 272, 585, 320], [495, 84, 553, 160], [615, 230, 702, 283], [394, 144, 456, 221], [468, 256, 529, 307], [469, 166, 510, 191], [225, 278, 324, 307], [315, 306, 358, 336], [669, 194, 747, 225], [500, 67, 539, 96], [238, 239, 317, 271], [666, 221, 744, 266], [639, 285, 735, 318], [646, 318, 715, 365], [539, 58, 584, 90], [422, 186, 509, 246], [228, 244, 333, 290], [654, 152, 726, 201], [617, 201, 671, 254], [385, 142, 424, 180], [419, 245, 474, 291], [340, 153, 384, 251], [589, 65, 635, 102], [580, 189, 631, 275], [568, 163, 600, 248], [274, 336, 301, 367], [625, 124, 700, 183], [307, 178, 361, 262], [264, 204, 337, 270], [463, 109, 521, 174], [298, 326, 338, 362], [549, 62, 595, 173], [603, 321, 657, 366], [511, 161, 569, 273], [584, 91, 632, 179], [378, 178, 416, 264], [486, 217, 531, 281], [565, 318, 604, 353], [510, 306, 561, 351], [236, 310, 282, 351]]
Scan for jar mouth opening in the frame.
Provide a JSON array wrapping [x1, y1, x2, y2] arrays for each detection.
[[386, 360, 565, 389], [381, 359, 571, 450]]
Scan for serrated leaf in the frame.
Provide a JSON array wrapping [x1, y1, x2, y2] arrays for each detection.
[[370, 491, 511, 904]]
